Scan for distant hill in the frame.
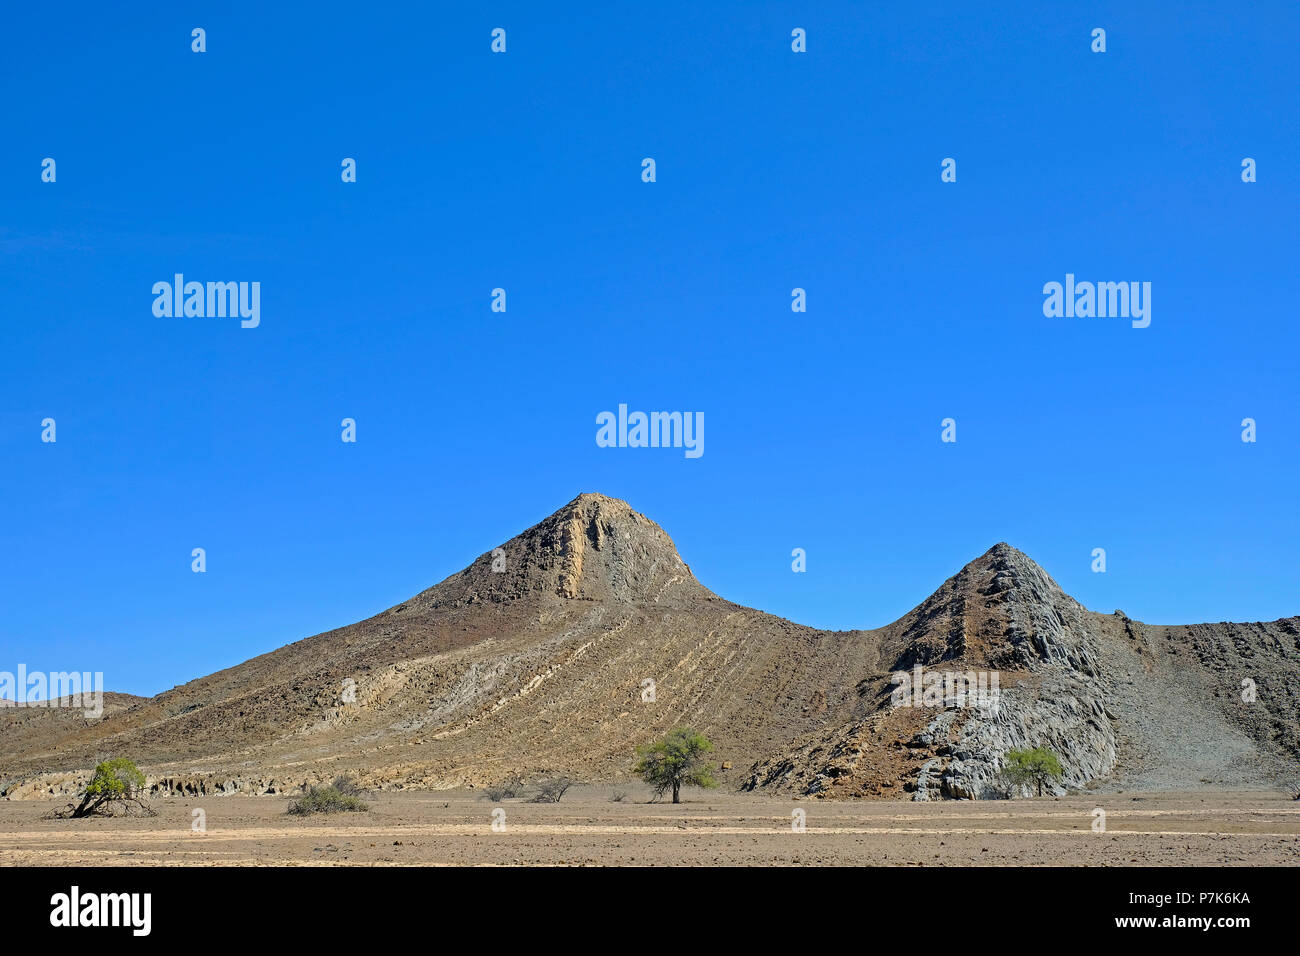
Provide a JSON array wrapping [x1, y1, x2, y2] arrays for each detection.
[[2, 494, 1296, 800]]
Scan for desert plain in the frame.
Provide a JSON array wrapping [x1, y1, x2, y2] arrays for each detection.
[[2, 788, 1298, 867]]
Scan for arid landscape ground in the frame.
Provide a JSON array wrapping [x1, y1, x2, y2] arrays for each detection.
[[3, 493, 1298, 866], [2, 789, 1298, 866]]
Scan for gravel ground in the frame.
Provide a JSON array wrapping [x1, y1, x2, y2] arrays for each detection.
[[2, 789, 1298, 866]]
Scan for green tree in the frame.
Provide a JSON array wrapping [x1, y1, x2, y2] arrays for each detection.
[[59, 758, 154, 818], [1002, 746, 1064, 797], [633, 728, 718, 804]]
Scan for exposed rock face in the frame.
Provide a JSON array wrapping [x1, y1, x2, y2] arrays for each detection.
[[911, 678, 1117, 800], [907, 544, 1119, 800], [421, 493, 690, 607], [745, 542, 1298, 800], [743, 543, 1123, 799], [2, 499, 1297, 801]]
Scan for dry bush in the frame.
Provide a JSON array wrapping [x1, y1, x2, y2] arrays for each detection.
[[529, 776, 579, 803], [481, 775, 525, 801]]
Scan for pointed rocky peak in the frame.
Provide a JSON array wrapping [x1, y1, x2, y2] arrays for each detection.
[[884, 543, 1095, 674], [417, 493, 694, 608], [964, 543, 1080, 607]]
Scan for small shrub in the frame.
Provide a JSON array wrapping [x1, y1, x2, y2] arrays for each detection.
[[529, 776, 579, 803], [610, 789, 628, 803], [288, 784, 368, 815], [481, 775, 525, 801]]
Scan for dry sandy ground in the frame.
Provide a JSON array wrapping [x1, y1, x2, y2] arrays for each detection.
[[2, 788, 1299, 866]]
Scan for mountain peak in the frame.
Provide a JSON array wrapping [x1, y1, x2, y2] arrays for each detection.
[[884, 541, 1085, 670], [565, 491, 626, 509], [425, 492, 692, 607], [969, 542, 1075, 601], [975, 540, 1038, 567]]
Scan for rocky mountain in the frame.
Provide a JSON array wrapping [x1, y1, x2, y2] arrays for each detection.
[[0, 693, 145, 762], [2, 494, 1297, 801], [746, 543, 1119, 799]]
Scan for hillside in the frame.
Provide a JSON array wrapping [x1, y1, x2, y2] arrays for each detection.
[[2, 494, 1296, 800]]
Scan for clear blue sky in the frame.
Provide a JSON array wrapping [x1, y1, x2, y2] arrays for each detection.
[[2, 2, 1297, 697]]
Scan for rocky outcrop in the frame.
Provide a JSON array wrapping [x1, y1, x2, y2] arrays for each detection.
[[910, 679, 1117, 799], [907, 545, 1119, 799], [747, 543, 1124, 800], [422, 492, 692, 607]]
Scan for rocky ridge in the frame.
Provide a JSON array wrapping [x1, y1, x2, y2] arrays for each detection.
[[2, 497, 1297, 801]]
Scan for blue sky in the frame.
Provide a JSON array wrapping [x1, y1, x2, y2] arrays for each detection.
[[2, 2, 1297, 697]]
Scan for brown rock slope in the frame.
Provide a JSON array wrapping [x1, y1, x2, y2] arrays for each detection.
[[2, 494, 1297, 800], [0, 694, 144, 759]]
